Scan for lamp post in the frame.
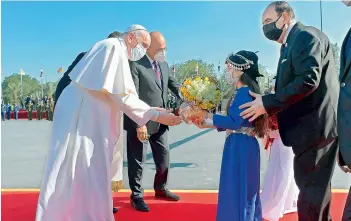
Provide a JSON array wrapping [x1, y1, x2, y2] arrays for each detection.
[[320, 0, 323, 32]]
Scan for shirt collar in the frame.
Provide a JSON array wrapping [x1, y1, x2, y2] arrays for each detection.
[[146, 54, 156, 66], [283, 20, 297, 44]]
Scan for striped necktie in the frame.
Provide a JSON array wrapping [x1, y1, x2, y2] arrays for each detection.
[[153, 61, 161, 83]]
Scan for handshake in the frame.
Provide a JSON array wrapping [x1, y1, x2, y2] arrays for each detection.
[[151, 107, 183, 127], [137, 107, 212, 142], [136, 107, 182, 142]]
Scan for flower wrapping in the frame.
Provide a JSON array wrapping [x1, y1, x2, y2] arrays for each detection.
[[179, 76, 220, 124]]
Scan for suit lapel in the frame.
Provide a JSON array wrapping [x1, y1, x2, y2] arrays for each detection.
[[276, 22, 301, 89], [140, 56, 162, 90], [341, 28, 351, 81], [159, 62, 168, 92]]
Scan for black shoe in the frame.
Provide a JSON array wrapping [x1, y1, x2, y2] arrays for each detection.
[[155, 189, 180, 201], [130, 198, 150, 212], [113, 207, 118, 213]]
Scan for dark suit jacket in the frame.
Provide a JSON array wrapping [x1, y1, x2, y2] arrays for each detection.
[[124, 55, 180, 135], [262, 22, 339, 153], [54, 52, 86, 107], [338, 27, 351, 167]]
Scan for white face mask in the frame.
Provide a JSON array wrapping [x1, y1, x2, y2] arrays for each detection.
[[154, 51, 166, 62], [225, 69, 240, 85], [343, 1, 351, 6], [129, 43, 147, 61]]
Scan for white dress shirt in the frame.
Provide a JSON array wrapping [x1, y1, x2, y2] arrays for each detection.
[[146, 54, 161, 74], [283, 20, 297, 45]]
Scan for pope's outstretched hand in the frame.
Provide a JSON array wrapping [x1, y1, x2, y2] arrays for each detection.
[[154, 109, 182, 126]]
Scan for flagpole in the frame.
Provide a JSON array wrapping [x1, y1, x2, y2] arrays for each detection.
[[20, 74, 23, 99], [41, 69, 44, 98], [41, 79, 44, 97], [320, 0, 323, 32]]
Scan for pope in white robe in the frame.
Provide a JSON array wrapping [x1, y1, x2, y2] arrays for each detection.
[[35, 25, 181, 221]]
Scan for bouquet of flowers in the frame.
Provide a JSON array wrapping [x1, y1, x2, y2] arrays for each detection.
[[179, 76, 220, 124]]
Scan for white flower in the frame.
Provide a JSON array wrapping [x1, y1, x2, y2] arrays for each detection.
[[196, 94, 203, 101]]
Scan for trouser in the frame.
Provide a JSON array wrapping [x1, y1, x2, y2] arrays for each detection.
[[28, 111, 32, 120], [6, 112, 10, 120], [127, 125, 170, 199], [343, 186, 351, 221], [15, 111, 18, 120], [1, 112, 5, 121], [293, 138, 338, 221], [37, 111, 42, 120], [48, 111, 53, 121]]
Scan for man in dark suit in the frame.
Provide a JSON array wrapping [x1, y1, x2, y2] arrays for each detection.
[[239, 2, 339, 220], [338, 2, 351, 220], [125, 32, 180, 212], [54, 31, 122, 109]]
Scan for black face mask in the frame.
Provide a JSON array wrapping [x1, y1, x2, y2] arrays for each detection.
[[262, 15, 284, 41]]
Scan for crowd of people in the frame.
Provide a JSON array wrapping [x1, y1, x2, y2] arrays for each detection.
[[1, 95, 55, 121], [27, 1, 351, 221]]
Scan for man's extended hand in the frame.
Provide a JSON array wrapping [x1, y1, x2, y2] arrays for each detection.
[[239, 91, 267, 122], [137, 126, 148, 142], [156, 109, 183, 126]]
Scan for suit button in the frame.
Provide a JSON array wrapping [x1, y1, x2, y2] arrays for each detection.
[[341, 82, 346, 88]]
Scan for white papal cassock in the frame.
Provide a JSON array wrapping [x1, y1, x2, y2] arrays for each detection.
[[35, 38, 156, 221]]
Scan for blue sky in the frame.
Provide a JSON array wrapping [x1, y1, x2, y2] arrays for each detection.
[[2, 1, 351, 82]]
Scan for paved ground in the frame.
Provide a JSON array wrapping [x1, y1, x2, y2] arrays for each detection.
[[1, 120, 350, 190]]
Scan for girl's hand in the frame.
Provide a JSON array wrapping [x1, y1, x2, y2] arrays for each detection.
[[193, 120, 207, 129]]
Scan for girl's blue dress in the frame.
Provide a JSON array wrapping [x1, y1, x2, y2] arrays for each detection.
[[213, 87, 262, 221]]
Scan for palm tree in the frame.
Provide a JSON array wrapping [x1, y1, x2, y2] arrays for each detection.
[[6, 81, 21, 104], [43, 82, 56, 98]]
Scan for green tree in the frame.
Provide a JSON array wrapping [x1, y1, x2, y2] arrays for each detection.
[[173, 60, 217, 83], [43, 81, 58, 98], [257, 64, 274, 94], [2, 74, 41, 104]]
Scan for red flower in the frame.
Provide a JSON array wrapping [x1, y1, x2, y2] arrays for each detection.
[[265, 137, 275, 150], [265, 115, 279, 150], [268, 115, 278, 131]]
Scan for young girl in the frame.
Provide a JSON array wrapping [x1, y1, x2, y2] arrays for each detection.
[[195, 50, 268, 221]]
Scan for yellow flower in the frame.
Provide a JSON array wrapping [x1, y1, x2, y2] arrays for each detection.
[[208, 103, 215, 109], [195, 76, 201, 81], [200, 103, 208, 109], [188, 96, 195, 102], [204, 77, 209, 81], [184, 79, 192, 86]]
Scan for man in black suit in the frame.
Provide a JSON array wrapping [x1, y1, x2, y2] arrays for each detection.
[[54, 31, 122, 108], [125, 32, 180, 212], [338, 2, 351, 220], [239, 2, 339, 220]]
